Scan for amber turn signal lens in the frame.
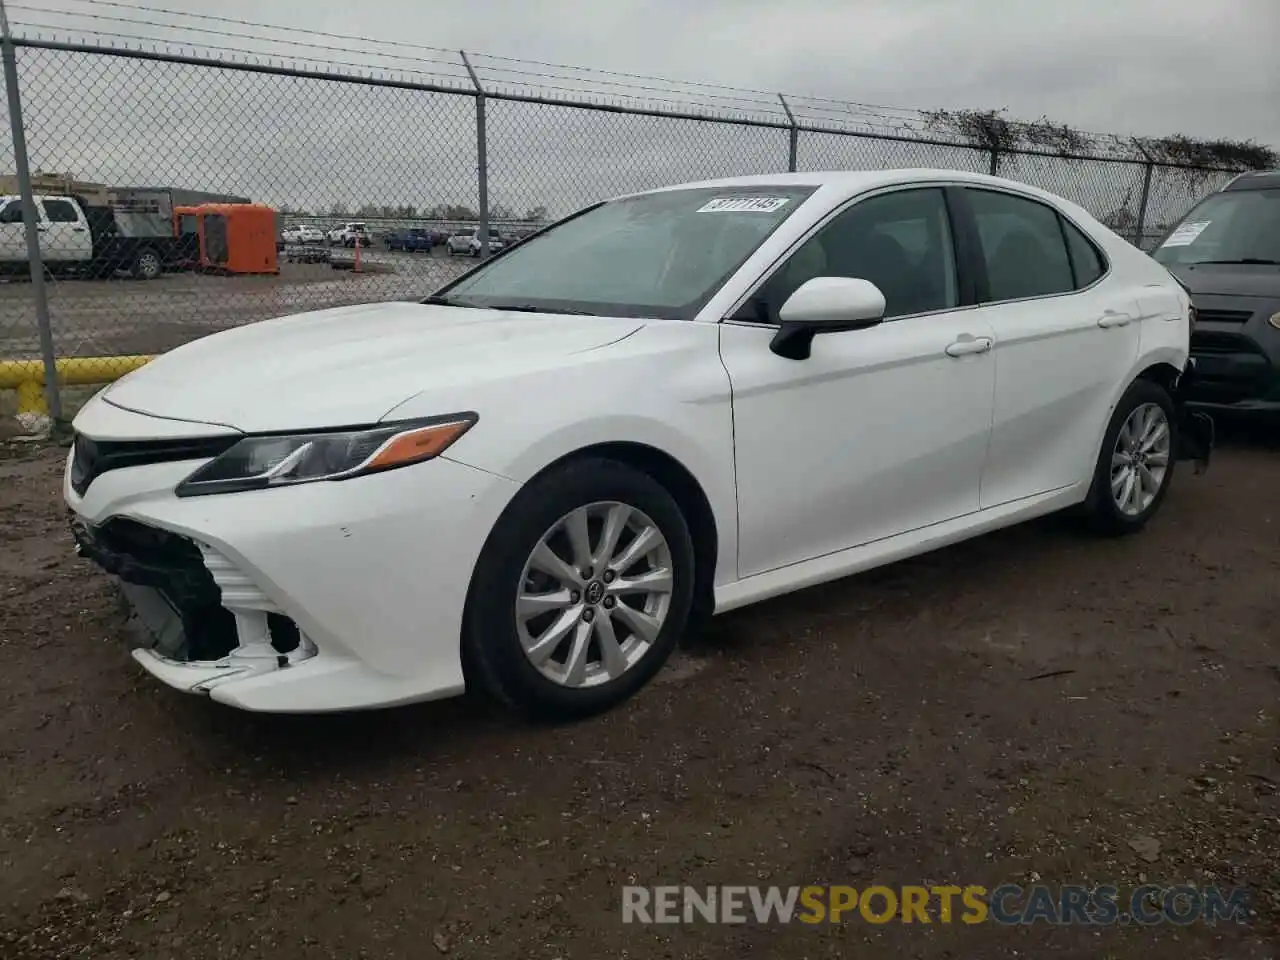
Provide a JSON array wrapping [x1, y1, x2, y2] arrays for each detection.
[[365, 419, 475, 471]]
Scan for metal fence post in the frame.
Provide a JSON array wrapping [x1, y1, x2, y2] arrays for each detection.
[[988, 148, 999, 177], [1133, 161, 1154, 250], [460, 51, 489, 259], [778, 93, 797, 173], [0, 1, 61, 426]]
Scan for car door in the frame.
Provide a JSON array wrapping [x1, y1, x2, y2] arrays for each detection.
[[38, 196, 93, 263], [0, 198, 27, 262], [718, 186, 997, 578], [952, 187, 1143, 508]]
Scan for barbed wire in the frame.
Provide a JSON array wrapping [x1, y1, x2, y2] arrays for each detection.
[[10, 0, 1020, 134], [7, 23, 477, 88], [7, 12, 939, 137], [10, 0, 1273, 166], [40, 0, 931, 113]]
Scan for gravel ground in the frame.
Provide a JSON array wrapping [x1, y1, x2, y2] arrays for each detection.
[[1, 426, 1278, 959]]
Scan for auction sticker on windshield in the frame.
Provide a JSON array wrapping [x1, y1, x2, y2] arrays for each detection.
[[697, 197, 791, 214], [1160, 220, 1211, 247]]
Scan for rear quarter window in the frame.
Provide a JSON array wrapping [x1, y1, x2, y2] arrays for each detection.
[[1062, 219, 1106, 287]]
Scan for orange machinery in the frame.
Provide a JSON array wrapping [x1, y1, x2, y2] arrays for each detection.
[[173, 203, 279, 275]]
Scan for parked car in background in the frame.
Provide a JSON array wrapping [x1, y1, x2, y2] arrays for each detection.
[[63, 170, 1210, 721], [282, 224, 325, 245], [446, 229, 475, 255], [327, 222, 371, 247], [1151, 169, 1280, 414], [385, 227, 436, 252], [447, 227, 506, 257]]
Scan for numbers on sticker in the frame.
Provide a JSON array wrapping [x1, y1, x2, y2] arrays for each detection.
[[697, 197, 791, 214]]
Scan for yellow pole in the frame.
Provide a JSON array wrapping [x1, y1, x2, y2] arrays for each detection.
[[0, 355, 154, 425]]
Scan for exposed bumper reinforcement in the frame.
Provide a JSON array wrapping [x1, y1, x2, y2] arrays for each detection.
[[1175, 360, 1214, 474]]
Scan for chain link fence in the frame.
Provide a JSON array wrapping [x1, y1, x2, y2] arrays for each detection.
[[0, 35, 1248, 423]]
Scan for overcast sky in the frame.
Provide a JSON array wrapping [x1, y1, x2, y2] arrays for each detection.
[[6, 0, 1276, 224]]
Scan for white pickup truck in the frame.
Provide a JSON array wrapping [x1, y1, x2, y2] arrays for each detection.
[[0, 192, 183, 280], [0, 194, 94, 270]]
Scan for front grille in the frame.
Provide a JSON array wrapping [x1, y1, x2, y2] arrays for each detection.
[[1195, 308, 1254, 325], [70, 433, 239, 497], [1190, 331, 1265, 356]]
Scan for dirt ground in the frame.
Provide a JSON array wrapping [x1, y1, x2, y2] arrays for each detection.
[[1, 427, 1278, 959]]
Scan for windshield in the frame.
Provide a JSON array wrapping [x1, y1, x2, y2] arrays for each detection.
[[1152, 189, 1280, 266], [436, 186, 817, 319]]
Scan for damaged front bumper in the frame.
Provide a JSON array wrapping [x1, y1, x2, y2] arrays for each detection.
[[69, 513, 320, 693], [61, 401, 520, 712]]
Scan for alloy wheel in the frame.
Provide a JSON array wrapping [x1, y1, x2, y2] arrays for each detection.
[[515, 501, 674, 688], [1110, 402, 1171, 516]]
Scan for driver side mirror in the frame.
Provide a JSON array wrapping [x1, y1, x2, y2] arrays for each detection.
[[770, 277, 886, 360]]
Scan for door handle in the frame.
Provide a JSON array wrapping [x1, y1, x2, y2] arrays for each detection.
[[945, 335, 993, 358], [35, 224, 48, 231], [1097, 311, 1133, 328], [71, 226, 86, 232]]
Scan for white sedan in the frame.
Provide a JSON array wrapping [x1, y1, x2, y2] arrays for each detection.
[[64, 169, 1210, 718]]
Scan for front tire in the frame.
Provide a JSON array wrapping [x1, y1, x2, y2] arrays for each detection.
[[1081, 379, 1177, 535], [464, 457, 695, 720]]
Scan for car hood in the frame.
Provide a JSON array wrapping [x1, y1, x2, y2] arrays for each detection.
[[102, 301, 645, 433], [1166, 263, 1280, 298]]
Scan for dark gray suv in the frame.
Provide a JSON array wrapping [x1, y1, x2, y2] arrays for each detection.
[[1152, 171, 1280, 413]]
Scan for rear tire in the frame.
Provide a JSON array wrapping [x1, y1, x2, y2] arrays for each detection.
[[464, 457, 695, 721], [1081, 379, 1177, 536]]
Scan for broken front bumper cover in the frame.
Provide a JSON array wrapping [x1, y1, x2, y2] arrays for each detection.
[[68, 509, 474, 712], [70, 511, 320, 694], [62, 395, 521, 712]]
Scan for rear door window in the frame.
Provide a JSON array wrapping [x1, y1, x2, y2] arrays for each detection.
[[965, 189, 1075, 302]]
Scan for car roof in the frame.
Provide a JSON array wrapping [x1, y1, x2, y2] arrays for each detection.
[[618, 168, 1085, 208], [1224, 170, 1280, 191]]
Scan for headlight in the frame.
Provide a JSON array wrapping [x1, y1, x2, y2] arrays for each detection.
[[175, 413, 476, 497], [1268, 311, 1280, 331]]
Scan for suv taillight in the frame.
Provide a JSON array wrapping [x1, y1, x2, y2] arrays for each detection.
[[1188, 303, 1198, 332]]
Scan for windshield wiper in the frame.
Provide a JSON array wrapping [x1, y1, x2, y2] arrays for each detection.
[[483, 304, 599, 316], [423, 296, 599, 316], [1192, 258, 1280, 266]]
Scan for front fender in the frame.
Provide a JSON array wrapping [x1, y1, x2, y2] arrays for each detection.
[[458, 412, 739, 586]]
